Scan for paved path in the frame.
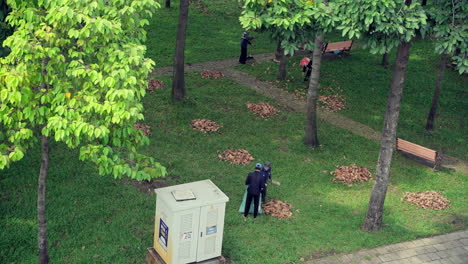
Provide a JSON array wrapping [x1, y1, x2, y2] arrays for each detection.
[[151, 55, 468, 173], [305, 230, 468, 264]]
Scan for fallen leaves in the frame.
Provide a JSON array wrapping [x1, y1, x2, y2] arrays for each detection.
[[262, 199, 293, 218], [246, 102, 278, 118], [331, 164, 372, 184], [201, 70, 224, 79], [134, 123, 151, 136], [218, 149, 254, 165], [147, 79, 164, 91], [403, 191, 450, 210], [190, 119, 221, 133], [318, 94, 346, 112]]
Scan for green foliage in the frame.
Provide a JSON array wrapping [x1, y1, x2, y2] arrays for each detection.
[[0, 0, 166, 180], [427, 0, 467, 74], [337, 0, 427, 54], [239, 0, 339, 55]]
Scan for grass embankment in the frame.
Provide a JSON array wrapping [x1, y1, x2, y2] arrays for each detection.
[[237, 39, 468, 160], [1, 74, 466, 263], [146, 0, 275, 67]]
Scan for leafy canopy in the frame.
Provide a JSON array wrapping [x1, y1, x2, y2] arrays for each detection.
[[427, 0, 467, 74], [0, 0, 166, 180], [239, 0, 339, 55], [337, 0, 427, 54]]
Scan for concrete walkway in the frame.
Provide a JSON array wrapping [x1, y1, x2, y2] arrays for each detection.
[[306, 230, 468, 264], [151, 55, 468, 173]]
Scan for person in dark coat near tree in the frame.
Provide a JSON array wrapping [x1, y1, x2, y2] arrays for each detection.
[[261, 161, 272, 203], [244, 163, 265, 219], [239, 29, 254, 64]]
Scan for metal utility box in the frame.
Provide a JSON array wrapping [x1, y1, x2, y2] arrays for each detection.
[[153, 180, 229, 264]]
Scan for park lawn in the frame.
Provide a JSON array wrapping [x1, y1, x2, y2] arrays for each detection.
[[1, 74, 466, 264], [236, 39, 468, 161], [146, 0, 275, 67]]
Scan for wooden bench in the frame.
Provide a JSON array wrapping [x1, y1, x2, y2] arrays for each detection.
[[322, 40, 353, 55], [396, 138, 440, 168]]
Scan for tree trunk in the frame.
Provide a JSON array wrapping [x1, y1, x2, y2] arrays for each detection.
[[172, 0, 189, 101], [277, 43, 287, 81], [381, 52, 389, 68], [275, 40, 282, 61], [421, 0, 427, 6], [165, 0, 170, 8], [304, 34, 324, 148], [362, 41, 411, 232], [38, 135, 50, 264], [425, 53, 448, 130]]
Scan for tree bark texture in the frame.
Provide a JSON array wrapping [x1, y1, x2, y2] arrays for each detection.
[[381, 52, 389, 68], [38, 135, 50, 264], [426, 53, 448, 130], [277, 44, 287, 81], [165, 0, 170, 8], [275, 40, 282, 61], [362, 41, 411, 232], [304, 34, 324, 148], [172, 0, 189, 101]]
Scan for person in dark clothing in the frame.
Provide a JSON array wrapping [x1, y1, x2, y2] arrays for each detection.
[[244, 163, 265, 218], [261, 161, 272, 203], [302, 59, 312, 82], [239, 30, 254, 64]]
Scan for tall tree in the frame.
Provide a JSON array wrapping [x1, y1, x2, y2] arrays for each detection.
[[166, 0, 171, 8], [172, 0, 189, 100], [303, 0, 335, 147], [338, 0, 427, 231], [425, 0, 467, 130], [0, 1, 166, 262]]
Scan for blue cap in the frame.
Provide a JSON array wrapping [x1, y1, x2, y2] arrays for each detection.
[[255, 163, 263, 169]]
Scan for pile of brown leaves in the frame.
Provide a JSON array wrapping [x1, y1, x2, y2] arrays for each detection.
[[403, 191, 450, 210], [262, 199, 293, 218], [201, 70, 224, 79], [331, 164, 372, 184], [318, 94, 346, 112], [134, 123, 151, 136], [218, 149, 254, 165], [246, 102, 278, 118], [147, 79, 164, 91], [190, 119, 220, 133]]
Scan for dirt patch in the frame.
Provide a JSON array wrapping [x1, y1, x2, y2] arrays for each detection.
[[298, 249, 338, 262], [124, 178, 173, 194]]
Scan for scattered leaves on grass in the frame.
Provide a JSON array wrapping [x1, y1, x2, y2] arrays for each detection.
[[331, 164, 372, 185], [218, 149, 254, 165], [318, 94, 346, 112], [134, 123, 151, 136], [262, 199, 293, 218], [147, 78, 164, 91], [201, 69, 224, 79], [189, 0, 208, 13], [402, 191, 450, 210], [246, 102, 278, 118], [190, 119, 221, 133]]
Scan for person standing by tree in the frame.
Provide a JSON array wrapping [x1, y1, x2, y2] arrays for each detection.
[[244, 163, 265, 219], [239, 29, 254, 64]]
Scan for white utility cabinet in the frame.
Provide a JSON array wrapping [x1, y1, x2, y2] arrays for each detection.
[[153, 179, 229, 264]]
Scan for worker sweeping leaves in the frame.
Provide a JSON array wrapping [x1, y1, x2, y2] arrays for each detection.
[[243, 163, 265, 219]]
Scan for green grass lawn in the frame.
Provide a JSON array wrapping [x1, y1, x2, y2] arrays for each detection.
[[237, 39, 468, 160], [1, 74, 466, 264], [146, 0, 276, 67]]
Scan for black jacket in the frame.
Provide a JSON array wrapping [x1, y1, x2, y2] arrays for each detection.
[[245, 170, 265, 195]]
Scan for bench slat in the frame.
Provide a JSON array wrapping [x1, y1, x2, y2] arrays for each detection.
[[324, 41, 353, 52], [397, 138, 437, 162]]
